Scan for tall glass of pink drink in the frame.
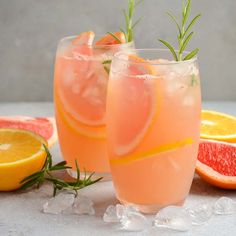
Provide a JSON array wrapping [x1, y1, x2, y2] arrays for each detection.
[[54, 32, 134, 178], [106, 49, 201, 213]]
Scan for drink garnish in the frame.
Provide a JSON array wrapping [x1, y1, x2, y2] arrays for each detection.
[[20, 145, 102, 197], [159, 0, 201, 61]]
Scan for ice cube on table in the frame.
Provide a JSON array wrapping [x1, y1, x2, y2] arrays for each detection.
[[43, 192, 75, 214], [72, 195, 95, 215], [188, 203, 213, 225], [154, 206, 192, 232], [214, 197, 236, 215], [120, 211, 149, 232], [103, 205, 120, 223]]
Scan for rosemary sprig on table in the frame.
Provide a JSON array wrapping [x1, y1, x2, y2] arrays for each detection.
[[20, 145, 102, 197], [159, 0, 201, 61]]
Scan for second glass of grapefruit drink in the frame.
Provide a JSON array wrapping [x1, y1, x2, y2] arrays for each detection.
[[54, 32, 134, 178], [106, 49, 201, 213]]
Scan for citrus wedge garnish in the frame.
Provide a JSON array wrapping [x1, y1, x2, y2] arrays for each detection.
[[110, 138, 193, 165], [107, 55, 160, 156], [0, 128, 47, 191], [95, 32, 126, 45], [201, 110, 236, 143]]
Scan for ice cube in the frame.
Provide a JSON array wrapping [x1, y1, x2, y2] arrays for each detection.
[[103, 205, 119, 223], [43, 192, 75, 214], [188, 203, 213, 225], [154, 206, 192, 232], [214, 197, 236, 215], [120, 211, 149, 232], [72, 194, 95, 215]]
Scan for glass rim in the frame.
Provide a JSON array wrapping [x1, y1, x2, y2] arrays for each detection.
[[113, 48, 198, 65], [59, 34, 134, 48]]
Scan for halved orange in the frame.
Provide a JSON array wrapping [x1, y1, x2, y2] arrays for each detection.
[[0, 129, 47, 191], [201, 110, 236, 143], [95, 32, 126, 45]]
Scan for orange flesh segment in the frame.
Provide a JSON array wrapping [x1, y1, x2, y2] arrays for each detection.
[[72, 31, 95, 45]]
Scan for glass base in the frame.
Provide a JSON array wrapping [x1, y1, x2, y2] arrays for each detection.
[[118, 197, 185, 214], [67, 169, 111, 182]]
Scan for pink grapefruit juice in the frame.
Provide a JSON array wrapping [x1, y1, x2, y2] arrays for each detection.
[[54, 32, 133, 176], [106, 50, 201, 213]]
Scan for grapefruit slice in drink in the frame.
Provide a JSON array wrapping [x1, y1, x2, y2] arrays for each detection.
[[56, 31, 108, 127], [0, 116, 57, 147], [108, 55, 161, 156], [196, 139, 236, 189]]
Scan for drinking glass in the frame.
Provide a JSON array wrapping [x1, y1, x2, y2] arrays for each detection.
[[106, 49, 201, 213], [54, 35, 134, 178]]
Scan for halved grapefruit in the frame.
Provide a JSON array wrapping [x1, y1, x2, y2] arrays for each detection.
[[0, 117, 57, 147], [107, 55, 161, 156], [196, 139, 236, 189]]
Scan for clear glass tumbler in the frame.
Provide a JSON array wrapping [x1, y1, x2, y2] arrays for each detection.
[[106, 49, 201, 213], [54, 34, 134, 178]]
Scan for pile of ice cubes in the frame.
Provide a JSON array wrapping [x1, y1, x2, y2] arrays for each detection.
[[103, 197, 236, 232], [42, 193, 236, 232]]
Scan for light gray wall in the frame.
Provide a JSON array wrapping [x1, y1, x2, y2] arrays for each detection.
[[0, 0, 235, 102]]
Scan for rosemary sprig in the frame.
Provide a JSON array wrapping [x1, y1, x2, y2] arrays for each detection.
[[159, 0, 201, 61], [20, 145, 102, 196], [121, 0, 144, 42]]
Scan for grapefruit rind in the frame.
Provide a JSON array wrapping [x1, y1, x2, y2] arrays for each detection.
[[0, 116, 57, 147]]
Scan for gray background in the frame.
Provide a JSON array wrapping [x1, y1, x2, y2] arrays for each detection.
[[0, 0, 235, 102]]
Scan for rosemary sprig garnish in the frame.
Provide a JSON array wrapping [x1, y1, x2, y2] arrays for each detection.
[[20, 145, 102, 197], [121, 0, 143, 42], [159, 0, 201, 61]]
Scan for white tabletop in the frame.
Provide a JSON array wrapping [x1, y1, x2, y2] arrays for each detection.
[[0, 102, 236, 236]]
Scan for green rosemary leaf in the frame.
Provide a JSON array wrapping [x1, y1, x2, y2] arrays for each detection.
[[20, 171, 43, 183], [129, 0, 135, 18], [182, 0, 191, 27], [86, 177, 103, 186], [20, 178, 39, 190], [50, 165, 71, 171], [132, 16, 143, 29], [102, 60, 112, 65], [107, 32, 122, 44], [183, 14, 201, 39], [183, 48, 199, 60], [43, 145, 52, 168], [53, 161, 67, 167], [135, 0, 144, 7], [75, 160, 80, 181], [166, 12, 181, 37], [104, 66, 110, 75], [159, 39, 178, 61], [179, 32, 194, 55]]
